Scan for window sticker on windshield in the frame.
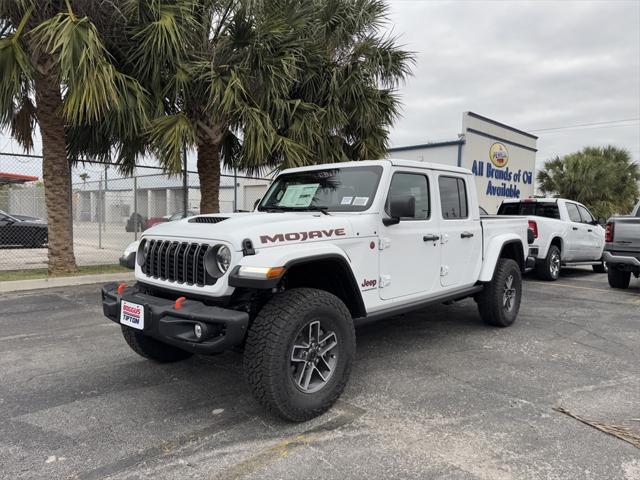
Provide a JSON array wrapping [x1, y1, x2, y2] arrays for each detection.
[[341, 196, 353, 205], [353, 197, 369, 206], [279, 184, 320, 207]]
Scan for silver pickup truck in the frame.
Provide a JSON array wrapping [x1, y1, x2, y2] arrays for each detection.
[[604, 200, 640, 289]]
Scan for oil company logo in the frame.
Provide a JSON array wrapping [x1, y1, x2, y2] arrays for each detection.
[[489, 142, 509, 168]]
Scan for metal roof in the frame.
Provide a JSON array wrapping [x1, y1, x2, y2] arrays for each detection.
[[0, 172, 39, 185]]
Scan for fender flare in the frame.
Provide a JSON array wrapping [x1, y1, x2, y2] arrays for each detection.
[[479, 234, 525, 282], [228, 246, 366, 318]]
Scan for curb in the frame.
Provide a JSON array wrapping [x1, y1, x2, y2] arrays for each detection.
[[0, 272, 136, 294]]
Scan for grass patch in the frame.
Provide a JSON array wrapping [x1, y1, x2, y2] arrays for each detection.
[[0, 264, 130, 282]]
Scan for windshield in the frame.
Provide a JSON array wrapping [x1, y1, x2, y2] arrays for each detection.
[[259, 166, 383, 212]]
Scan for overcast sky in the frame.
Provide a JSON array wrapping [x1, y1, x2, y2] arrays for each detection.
[[387, 0, 640, 167], [1, 0, 639, 177]]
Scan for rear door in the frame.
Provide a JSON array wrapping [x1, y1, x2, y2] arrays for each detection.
[[564, 202, 587, 260], [577, 204, 604, 260], [437, 175, 482, 288], [378, 170, 441, 300]]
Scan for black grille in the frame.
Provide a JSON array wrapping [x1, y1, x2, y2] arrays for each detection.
[[142, 239, 214, 286], [188, 216, 228, 224]]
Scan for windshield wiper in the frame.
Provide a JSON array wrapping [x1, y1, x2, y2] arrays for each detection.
[[304, 206, 331, 215]]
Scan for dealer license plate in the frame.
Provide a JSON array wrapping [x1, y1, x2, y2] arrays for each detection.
[[120, 300, 144, 330]]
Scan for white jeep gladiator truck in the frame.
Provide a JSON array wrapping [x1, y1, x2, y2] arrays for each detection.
[[604, 200, 640, 289], [102, 159, 529, 421], [497, 198, 606, 280]]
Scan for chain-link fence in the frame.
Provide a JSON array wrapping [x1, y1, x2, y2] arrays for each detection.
[[0, 153, 270, 271]]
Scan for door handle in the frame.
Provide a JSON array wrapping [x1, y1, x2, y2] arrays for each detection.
[[572, 227, 578, 230], [461, 232, 474, 238], [588, 229, 593, 232], [423, 234, 440, 242]]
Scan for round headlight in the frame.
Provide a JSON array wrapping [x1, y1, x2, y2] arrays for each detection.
[[137, 239, 149, 266], [216, 245, 231, 273]]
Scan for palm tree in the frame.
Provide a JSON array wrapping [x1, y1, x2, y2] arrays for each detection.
[[538, 146, 640, 219], [132, 0, 413, 213], [0, 1, 147, 274]]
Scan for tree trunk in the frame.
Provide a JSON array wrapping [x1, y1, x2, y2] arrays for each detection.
[[197, 135, 221, 214], [35, 74, 77, 275]]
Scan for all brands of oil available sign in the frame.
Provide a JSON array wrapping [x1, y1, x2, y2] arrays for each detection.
[[388, 112, 537, 213], [463, 112, 536, 212]]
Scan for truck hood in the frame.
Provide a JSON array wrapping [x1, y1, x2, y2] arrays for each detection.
[[142, 211, 356, 250]]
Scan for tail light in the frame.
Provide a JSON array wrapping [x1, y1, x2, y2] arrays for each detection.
[[528, 220, 538, 239], [605, 222, 614, 242]]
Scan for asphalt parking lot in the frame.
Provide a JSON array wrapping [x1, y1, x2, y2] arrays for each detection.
[[1, 269, 639, 480]]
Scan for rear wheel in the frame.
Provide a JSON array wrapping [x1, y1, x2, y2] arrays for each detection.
[[607, 267, 631, 289], [536, 245, 561, 281], [121, 326, 193, 363], [243, 288, 355, 422], [477, 258, 522, 327]]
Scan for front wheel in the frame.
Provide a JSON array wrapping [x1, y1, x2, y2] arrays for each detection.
[[243, 288, 356, 422], [607, 267, 631, 289], [477, 258, 522, 327]]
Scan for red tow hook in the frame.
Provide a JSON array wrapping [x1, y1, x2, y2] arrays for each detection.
[[117, 283, 126, 295], [174, 297, 186, 310]]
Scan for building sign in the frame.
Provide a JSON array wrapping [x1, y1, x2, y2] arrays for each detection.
[[470, 142, 534, 199]]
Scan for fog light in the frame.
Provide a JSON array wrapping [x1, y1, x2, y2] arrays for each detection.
[[194, 323, 203, 339]]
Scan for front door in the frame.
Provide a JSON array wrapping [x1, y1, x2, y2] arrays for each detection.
[[379, 171, 441, 300], [577, 204, 605, 260], [437, 175, 483, 288]]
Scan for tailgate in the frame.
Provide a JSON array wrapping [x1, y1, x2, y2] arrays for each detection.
[[611, 217, 640, 250]]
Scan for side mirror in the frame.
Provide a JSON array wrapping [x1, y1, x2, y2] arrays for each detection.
[[253, 198, 261, 210], [383, 195, 415, 226]]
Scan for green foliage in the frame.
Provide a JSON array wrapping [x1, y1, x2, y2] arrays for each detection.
[[129, 0, 414, 174], [1, 0, 414, 178], [537, 146, 640, 219]]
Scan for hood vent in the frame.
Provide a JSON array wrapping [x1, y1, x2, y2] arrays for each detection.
[[188, 216, 229, 224]]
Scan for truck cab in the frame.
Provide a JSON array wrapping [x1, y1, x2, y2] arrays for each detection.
[[102, 159, 529, 421]]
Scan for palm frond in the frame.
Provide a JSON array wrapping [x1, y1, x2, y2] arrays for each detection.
[[148, 113, 197, 173]]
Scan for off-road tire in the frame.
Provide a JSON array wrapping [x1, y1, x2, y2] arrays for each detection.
[[536, 245, 561, 281], [607, 267, 631, 289], [477, 258, 522, 327], [121, 326, 193, 362], [243, 288, 356, 422], [592, 261, 607, 273]]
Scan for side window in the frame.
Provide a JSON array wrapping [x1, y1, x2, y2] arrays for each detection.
[[566, 203, 582, 223], [577, 205, 594, 224], [439, 176, 468, 219], [386, 173, 430, 220]]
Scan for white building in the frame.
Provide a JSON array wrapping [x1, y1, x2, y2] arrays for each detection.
[[388, 112, 538, 213]]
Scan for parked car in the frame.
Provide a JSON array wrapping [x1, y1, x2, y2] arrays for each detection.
[[497, 198, 606, 280], [102, 159, 529, 421], [120, 241, 139, 269], [0, 210, 48, 248], [604, 200, 640, 289]]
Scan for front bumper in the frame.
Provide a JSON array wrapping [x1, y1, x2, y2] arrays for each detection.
[[603, 251, 640, 270], [101, 282, 249, 354]]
